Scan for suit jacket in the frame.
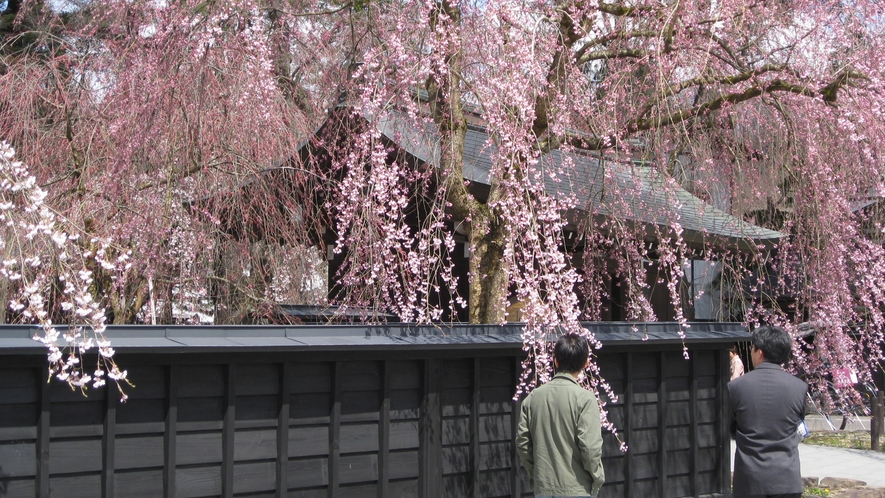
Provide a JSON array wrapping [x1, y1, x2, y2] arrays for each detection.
[[728, 362, 808, 496]]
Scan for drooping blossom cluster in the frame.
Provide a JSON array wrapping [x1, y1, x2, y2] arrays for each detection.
[[326, 0, 885, 419], [0, 142, 127, 395], [1, 0, 884, 421]]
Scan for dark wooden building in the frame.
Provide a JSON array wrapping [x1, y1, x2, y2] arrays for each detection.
[[321, 110, 783, 322], [0, 322, 745, 498], [192, 109, 783, 323]]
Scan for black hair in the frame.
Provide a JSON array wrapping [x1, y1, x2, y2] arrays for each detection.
[[751, 326, 792, 365], [554, 333, 589, 373]]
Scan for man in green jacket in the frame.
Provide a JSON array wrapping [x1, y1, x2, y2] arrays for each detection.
[[517, 333, 605, 498]]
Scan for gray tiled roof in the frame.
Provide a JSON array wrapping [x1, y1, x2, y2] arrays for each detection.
[[374, 112, 782, 244]]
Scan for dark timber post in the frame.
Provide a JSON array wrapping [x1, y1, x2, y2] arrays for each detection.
[[222, 364, 236, 498], [36, 367, 50, 498], [164, 365, 178, 497], [329, 362, 341, 498], [872, 392, 878, 451], [420, 358, 442, 497], [876, 389, 885, 449], [718, 349, 732, 494], [624, 352, 634, 498], [872, 391, 884, 451], [879, 391, 885, 450], [378, 360, 391, 498], [470, 357, 481, 498], [510, 356, 522, 498], [689, 351, 699, 496], [657, 351, 667, 497], [276, 362, 290, 497], [102, 383, 119, 497]]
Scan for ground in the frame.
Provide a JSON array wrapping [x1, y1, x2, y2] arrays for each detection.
[[804, 431, 885, 452], [804, 477, 885, 497], [803, 430, 885, 498]]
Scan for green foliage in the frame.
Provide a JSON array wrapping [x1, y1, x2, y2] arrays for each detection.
[[803, 431, 885, 452], [803, 486, 831, 497]]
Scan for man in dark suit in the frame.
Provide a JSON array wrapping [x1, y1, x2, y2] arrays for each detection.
[[729, 325, 808, 498]]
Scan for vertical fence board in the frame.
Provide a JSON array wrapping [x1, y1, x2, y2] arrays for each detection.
[[164, 365, 177, 498], [378, 361, 390, 498], [223, 364, 236, 498], [37, 367, 49, 498], [277, 362, 290, 497], [690, 352, 699, 496], [470, 358, 481, 498], [421, 359, 441, 498], [329, 362, 341, 498], [870, 392, 884, 451], [718, 349, 731, 494], [510, 356, 521, 498], [102, 383, 118, 498], [624, 352, 633, 498], [658, 351, 667, 497]]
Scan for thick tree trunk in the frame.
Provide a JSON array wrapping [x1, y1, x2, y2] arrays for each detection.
[[426, 0, 513, 324], [110, 282, 148, 325], [467, 213, 510, 324]]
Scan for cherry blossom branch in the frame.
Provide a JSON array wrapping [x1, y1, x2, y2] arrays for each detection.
[[1, 141, 129, 397]]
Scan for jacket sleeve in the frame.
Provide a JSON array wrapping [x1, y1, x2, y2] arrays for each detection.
[[516, 398, 534, 476], [577, 393, 605, 496]]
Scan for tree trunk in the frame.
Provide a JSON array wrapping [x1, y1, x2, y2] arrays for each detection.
[[109, 275, 147, 325], [426, 0, 514, 324], [467, 212, 510, 324]]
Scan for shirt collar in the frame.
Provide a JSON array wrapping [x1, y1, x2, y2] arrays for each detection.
[[553, 372, 581, 384]]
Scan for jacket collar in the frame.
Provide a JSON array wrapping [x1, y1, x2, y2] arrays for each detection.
[[753, 362, 784, 371], [553, 372, 581, 384]]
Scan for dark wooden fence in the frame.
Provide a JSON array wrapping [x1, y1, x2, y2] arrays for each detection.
[[0, 323, 744, 498]]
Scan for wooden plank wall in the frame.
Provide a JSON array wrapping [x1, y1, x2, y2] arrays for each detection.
[[588, 349, 723, 498], [0, 349, 728, 498]]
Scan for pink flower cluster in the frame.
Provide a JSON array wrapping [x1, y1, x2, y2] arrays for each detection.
[[0, 142, 127, 397]]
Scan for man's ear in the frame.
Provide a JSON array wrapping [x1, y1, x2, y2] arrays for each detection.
[[583, 358, 590, 370], [553, 358, 559, 370]]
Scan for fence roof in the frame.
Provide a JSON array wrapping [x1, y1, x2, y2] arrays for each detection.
[[0, 322, 748, 354]]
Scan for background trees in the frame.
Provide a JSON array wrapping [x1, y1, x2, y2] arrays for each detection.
[[1, 0, 336, 326], [2, 0, 884, 404]]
